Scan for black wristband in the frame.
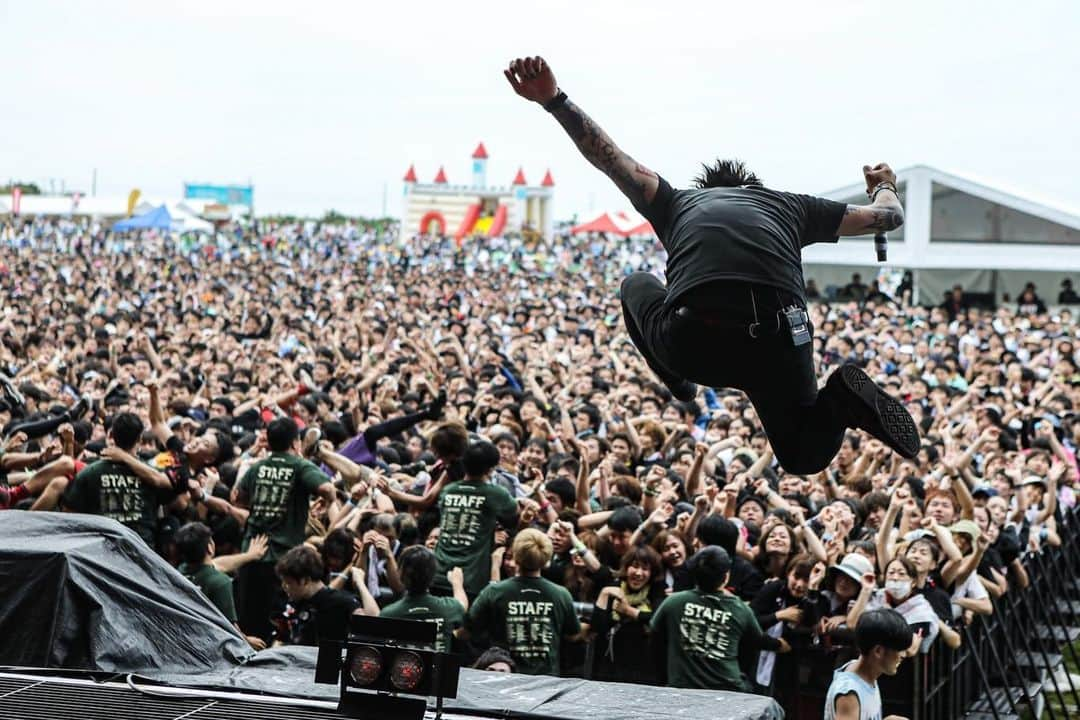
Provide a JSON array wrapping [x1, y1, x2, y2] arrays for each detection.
[[867, 181, 899, 200], [543, 90, 568, 112]]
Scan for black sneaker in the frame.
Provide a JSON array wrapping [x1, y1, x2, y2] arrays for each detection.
[[668, 379, 698, 403], [424, 391, 447, 421], [828, 365, 919, 459]]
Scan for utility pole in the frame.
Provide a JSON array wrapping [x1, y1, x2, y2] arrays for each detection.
[[382, 182, 388, 218], [92, 168, 97, 197]]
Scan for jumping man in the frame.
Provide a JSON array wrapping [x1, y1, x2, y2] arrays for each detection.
[[504, 56, 918, 473]]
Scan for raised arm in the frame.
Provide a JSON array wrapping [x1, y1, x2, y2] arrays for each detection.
[[836, 163, 905, 237], [146, 379, 172, 446], [505, 56, 659, 209]]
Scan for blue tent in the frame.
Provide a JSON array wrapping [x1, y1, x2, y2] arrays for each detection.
[[113, 205, 172, 232]]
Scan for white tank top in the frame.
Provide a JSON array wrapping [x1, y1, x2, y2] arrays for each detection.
[[824, 661, 882, 720]]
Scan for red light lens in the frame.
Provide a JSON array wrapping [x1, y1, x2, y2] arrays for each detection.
[[390, 650, 425, 691], [348, 646, 383, 686]]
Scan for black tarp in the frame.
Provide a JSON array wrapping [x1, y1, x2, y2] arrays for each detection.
[[0, 512, 783, 720], [0, 511, 252, 671]]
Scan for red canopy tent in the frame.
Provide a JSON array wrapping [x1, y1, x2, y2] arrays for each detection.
[[624, 220, 656, 237], [570, 212, 627, 235], [570, 211, 656, 237]]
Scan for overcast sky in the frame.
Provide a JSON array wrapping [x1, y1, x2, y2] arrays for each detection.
[[1, 1, 1077, 220]]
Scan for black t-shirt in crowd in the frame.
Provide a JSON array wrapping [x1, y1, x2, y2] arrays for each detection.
[[636, 177, 847, 305], [993, 526, 1022, 566], [286, 586, 360, 646]]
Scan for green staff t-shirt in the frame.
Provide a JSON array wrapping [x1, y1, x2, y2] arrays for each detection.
[[649, 588, 765, 691], [434, 480, 518, 595], [466, 576, 580, 676], [180, 562, 238, 624], [63, 459, 160, 545], [237, 452, 329, 561], [380, 592, 466, 653]]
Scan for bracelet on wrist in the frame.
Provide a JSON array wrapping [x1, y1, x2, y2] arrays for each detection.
[[868, 182, 899, 201], [543, 89, 568, 112]]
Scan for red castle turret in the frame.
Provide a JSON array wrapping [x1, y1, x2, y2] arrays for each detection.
[[541, 169, 555, 187], [403, 164, 417, 183], [511, 167, 528, 186], [433, 166, 448, 184], [472, 142, 488, 159]]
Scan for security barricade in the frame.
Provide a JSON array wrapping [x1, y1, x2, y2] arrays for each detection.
[[800, 502, 1080, 720], [564, 503, 1080, 719]]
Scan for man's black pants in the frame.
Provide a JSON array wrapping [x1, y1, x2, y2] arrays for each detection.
[[620, 272, 846, 474]]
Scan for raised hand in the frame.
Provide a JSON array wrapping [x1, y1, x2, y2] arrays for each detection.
[[863, 163, 897, 192], [504, 56, 559, 105], [809, 562, 827, 589], [248, 534, 270, 560], [4, 431, 28, 451]]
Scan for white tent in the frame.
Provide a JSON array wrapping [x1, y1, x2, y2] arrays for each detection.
[[0, 194, 132, 217], [802, 165, 1080, 305]]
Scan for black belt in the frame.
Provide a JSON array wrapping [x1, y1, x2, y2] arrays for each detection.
[[677, 285, 785, 337]]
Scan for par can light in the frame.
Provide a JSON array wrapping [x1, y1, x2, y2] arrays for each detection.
[[347, 645, 383, 687], [390, 650, 425, 692], [316, 615, 460, 720]]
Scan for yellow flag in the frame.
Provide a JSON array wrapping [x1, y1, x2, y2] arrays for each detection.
[[126, 189, 142, 216]]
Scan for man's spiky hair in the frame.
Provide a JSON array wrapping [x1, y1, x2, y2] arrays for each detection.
[[692, 159, 763, 189]]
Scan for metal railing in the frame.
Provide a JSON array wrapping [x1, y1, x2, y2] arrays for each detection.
[[805, 503, 1080, 720], [561, 504, 1080, 719]]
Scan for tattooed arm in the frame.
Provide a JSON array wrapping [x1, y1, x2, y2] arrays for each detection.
[[837, 190, 905, 236], [504, 56, 659, 208], [548, 100, 660, 207], [837, 162, 905, 236]]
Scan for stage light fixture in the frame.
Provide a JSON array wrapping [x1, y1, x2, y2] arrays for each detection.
[[390, 650, 425, 691], [315, 615, 460, 720], [347, 645, 383, 686]]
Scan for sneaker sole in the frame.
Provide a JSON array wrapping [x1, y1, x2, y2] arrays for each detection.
[[838, 365, 919, 459]]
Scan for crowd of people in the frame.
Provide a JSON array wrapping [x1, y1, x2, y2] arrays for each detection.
[[1, 215, 1079, 717]]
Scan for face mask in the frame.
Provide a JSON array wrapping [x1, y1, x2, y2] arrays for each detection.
[[885, 580, 912, 601]]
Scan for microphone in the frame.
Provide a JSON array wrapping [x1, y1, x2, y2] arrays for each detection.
[[874, 232, 888, 263]]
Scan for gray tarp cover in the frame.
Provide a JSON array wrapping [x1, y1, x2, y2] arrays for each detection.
[[0, 512, 783, 720]]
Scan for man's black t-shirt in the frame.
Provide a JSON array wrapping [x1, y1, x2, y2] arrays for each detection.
[[287, 587, 360, 646], [636, 177, 847, 305]]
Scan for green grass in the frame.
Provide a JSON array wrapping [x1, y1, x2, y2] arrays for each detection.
[[1039, 642, 1080, 719]]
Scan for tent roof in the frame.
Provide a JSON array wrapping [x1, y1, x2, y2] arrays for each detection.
[[806, 164, 1080, 272], [0, 194, 138, 217], [570, 210, 651, 236], [113, 205, 172, 231], [821, 164, 1080, 232]]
